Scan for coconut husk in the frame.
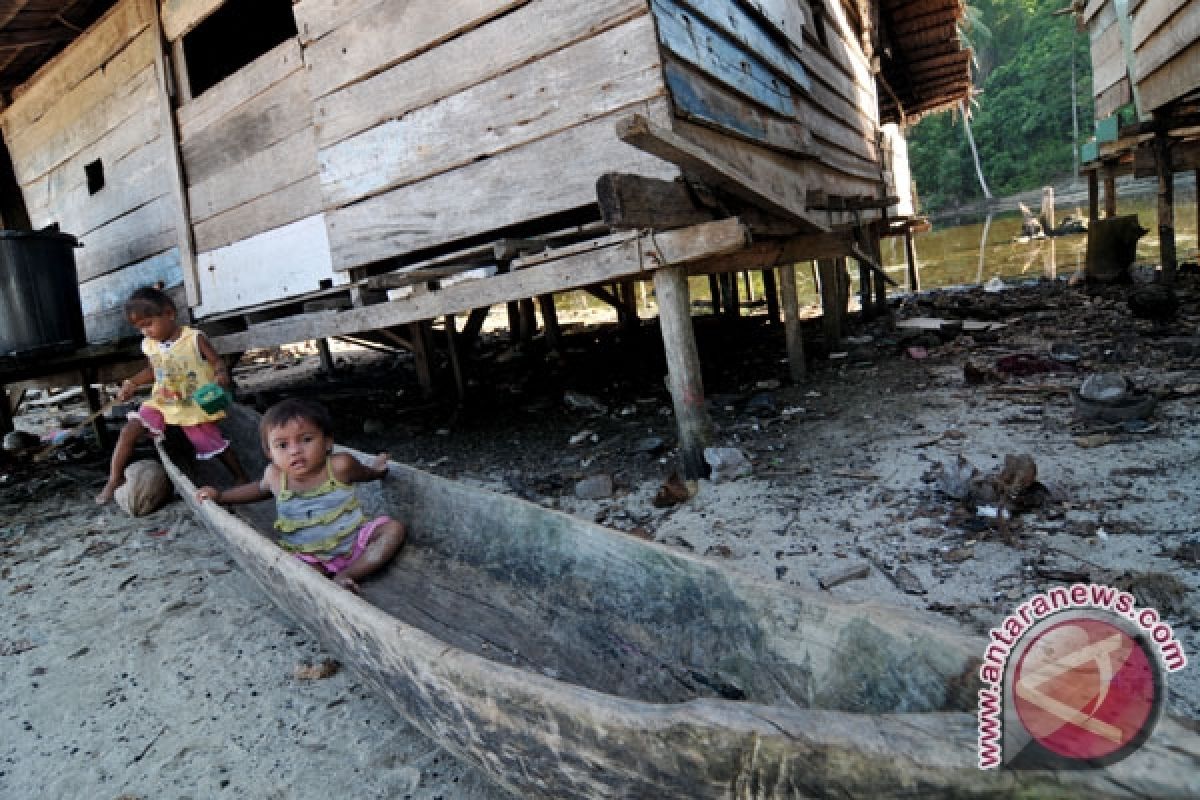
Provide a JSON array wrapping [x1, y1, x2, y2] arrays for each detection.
[[114, 459, 174, 517]]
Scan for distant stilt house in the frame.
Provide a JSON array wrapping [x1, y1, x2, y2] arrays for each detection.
[[0, 0, 970, 472], [1079, 0, 1200, 280]]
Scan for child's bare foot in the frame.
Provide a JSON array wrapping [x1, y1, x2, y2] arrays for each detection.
[[333, 574, 361, 594], [95, 480, 122, 505]]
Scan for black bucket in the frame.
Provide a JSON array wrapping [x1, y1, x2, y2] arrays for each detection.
[[0, 229, 85, 358]]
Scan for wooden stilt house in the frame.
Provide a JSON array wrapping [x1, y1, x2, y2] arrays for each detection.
[[1079, 0, 1200, 280], [0, 0, 970, 471]]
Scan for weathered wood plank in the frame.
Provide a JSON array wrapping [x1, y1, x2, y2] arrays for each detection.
[[4, 0, 151, 131], [160, 0, 227, 40], [652, 0, 796, 118], [744, 0, 806, 50], [4, 35, 158, 183], [1137, 37, 1200, 112], [176, 38, 303, 135], [617, 112, 829, 231], [75, 193, 177, 282], [318, 16, 663, 209], [212, 219, 747, 352], [674, 0, 810, 93], [192, 173, 325, 253], [1133, 0, 1200, 90], [324, 100, 679, 273], [27, 133, 169, 239], [1131, 0, 1188, 50], [674, 117, 880, 228], [314, 0, 647, 149], [188, 126, 318, 223], [303, 0, 528, 100], [292, 0, 386, 45], [662, 57, 812, 157], [1092, 20, 1128, 94], [194, 214, 340, 317], [22, 109, 162, 229], [79, 247, 182, 342]]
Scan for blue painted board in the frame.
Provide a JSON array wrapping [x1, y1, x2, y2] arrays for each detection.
[[676, 0, 811, 94], [652, 0, 796, 119]]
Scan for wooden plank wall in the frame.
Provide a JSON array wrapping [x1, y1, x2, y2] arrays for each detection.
[[1085, 0, 1134, 120], [1131, 0, 1200, 113], [650, 0, 885, 208], [0, 0, 182, 343], [170, 24, 340, 318], [299, 0, 680, 273]]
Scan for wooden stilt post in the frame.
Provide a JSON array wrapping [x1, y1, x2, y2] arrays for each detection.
[[838, 258, 851, 330], [778, 263, 805, 382], [444, 315, 465, 403], [506, 301, 521, 344], [409, 321, 435, 398], [653, 266, 711, 480], [870, 225, 887, 318], [817, 258, 842, 349], [707, 275, 722, 315], [1103, 164, 1117, 218], [459, 306, 491, 348], [538, 294, 561, 351], [1154, 129, 1177, 284], [0, 385, 14, 435], [761, 268, 780, 325], [857, 260, 872, 319], [720, 273, 740, 319], [519, 297, 538, 342], [742, 271, 754, 303], [316, 337, 336, 375], [81, 368, 111, 449], [1087, 168, 1099, 223], [904, 228, 921, 292]]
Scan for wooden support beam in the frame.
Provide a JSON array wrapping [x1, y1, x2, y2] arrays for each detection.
[[707, 275, 722, 315], [538, 295, 561, 351], [596, 173, 805, 236], [445, 316, 465, 403], [777, 264, 805, 382], [212, 220, 749, 354], [857, 261, 873, 319], [1104, 165, 1118, 217], [1088, 169, 1100, 223], [904, 229, 921, 292], [686, 232, 857, 275], [653, 266, 711, 480], [761, 268, 780, 325], [720, 273, 739, 319], [817, 258, 843, 348], [459, 306, 491, 348], [616, 114, 825, 232], [409, 321, 434, 399], [1155, 130, 1177, 284], [519, 297, 537, 342], [870, 225, 888, 319], [0, 385, 15, 434], [316, 338, 336, 375]]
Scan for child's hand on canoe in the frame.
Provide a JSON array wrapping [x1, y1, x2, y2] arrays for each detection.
[[196, 486, 220, 503], [370, 453, 389, 479]]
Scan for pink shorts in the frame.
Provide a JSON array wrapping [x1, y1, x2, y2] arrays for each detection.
[[133, 406, 229, 459], [295, 516, 391, 575]]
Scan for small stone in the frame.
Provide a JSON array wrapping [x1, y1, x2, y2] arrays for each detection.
[[574, 475, 613, 500]]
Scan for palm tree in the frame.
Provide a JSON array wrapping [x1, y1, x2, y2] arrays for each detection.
[[959, 5, 993, 200]]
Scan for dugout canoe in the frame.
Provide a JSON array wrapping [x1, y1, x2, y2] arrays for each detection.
[[161, 404, 1200, 799]]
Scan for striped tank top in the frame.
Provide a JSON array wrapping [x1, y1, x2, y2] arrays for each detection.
[[274, 461, 365, 557]]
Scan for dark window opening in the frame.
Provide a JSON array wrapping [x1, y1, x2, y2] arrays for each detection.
[[182, 0, 297, 98], [812, 1, 830, 49], [85, 159, 105, 194]]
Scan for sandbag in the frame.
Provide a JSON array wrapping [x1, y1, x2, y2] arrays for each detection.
[[114, 459, 173, 517]]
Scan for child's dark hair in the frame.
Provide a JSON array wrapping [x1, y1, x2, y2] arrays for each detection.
[[260, 397, 333, 452], [125, 286, 176, 319]]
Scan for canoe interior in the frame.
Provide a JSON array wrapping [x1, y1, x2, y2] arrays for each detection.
[[177, 404, 981, 714]]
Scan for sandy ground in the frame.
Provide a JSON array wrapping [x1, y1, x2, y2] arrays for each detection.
[[2, 275, 1199, 797]]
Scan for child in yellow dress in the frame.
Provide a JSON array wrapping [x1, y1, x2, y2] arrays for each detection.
[[196, 397, 406, 593], [96, 287, 247, 504]]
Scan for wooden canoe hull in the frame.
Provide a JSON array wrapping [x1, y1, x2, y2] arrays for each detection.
[[159, 406, 1200, 799]]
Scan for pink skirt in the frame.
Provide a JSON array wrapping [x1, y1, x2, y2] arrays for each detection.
[[294, 516, 391, 575], [133, 406, 229, 459]]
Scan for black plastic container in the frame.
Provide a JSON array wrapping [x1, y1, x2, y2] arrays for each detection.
[[0, 229, 85, 357]]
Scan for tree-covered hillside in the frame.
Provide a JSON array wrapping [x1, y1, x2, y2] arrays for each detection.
[[907, 0, 1095, 212]]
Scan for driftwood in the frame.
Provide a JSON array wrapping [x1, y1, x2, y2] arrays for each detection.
[[162, 405, 1200, 800]]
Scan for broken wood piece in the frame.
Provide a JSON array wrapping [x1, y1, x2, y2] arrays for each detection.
[[818, 563, 870, 590]]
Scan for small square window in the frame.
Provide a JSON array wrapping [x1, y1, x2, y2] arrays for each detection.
[[85, 159, 105, 194]]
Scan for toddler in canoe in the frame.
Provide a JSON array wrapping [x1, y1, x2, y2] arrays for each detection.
[[196, 397, 406, 593]]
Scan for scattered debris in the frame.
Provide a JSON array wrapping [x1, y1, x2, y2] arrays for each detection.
[[652, 473, 691, 508], [818, 563, 870, 590], [704, 448, 752, 483], [294, 659, 340, 681]]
